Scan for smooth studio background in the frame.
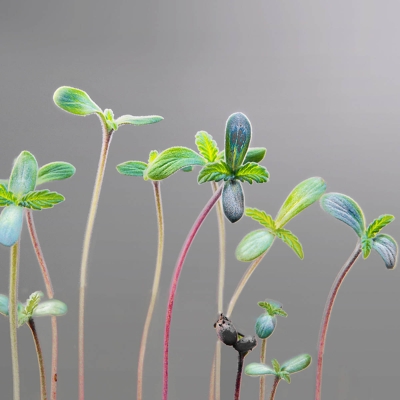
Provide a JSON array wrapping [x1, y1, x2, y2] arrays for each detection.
[[0, 1, 399, 399]]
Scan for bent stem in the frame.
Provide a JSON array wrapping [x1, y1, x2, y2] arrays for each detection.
[[10, 240, 20, 400], [315, 241, 362, 400], [137, 181, 164, 400], [259, 339, 267, 400], [269, 376, 280, 400], [28, 318, 48, 400], [79, 122, 113, 400], [26, 210, 59, 400], [234, 352, 245, 400], [163, 184, 223, 400]]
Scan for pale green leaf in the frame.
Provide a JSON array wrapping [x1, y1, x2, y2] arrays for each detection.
[[18, 190, 65, 210], [366, 214, 395, 239], [33, 299, 68, 317], [53, 86, 102, 116], [281, 372, 291, 384], [116, 161, 147, 177], [236, 229, 275, 262], [245, 208, 275, 230], [281, 354, 312, 374], [0, 294, 9, 316], [244, 363, 277, 377], [275, 228, 304, 259], [195, 131, 219, 162], [148, 150, 158, 163], [235, 162, 269, 184], [0, 206, 24, 247], [0, 184, 17, 207], [244, 147, 267, 164], [271, 359, 281, 373], [362, 236, 372, 259], [9, 151, 38, 197], [115, 115, 164, 126], [197, 161, 232, 184], [37, 162, 76, 185]]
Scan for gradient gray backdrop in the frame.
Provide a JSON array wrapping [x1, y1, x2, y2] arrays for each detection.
[[0, 1, 399, 399]]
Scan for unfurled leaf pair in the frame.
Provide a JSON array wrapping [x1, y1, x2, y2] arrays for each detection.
[[320, 193, 398, 269], [236, 177, 327, 262], [0, 152, 75, 247]]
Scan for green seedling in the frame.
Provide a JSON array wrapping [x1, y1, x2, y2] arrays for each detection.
[[315, 192, 398, 400]]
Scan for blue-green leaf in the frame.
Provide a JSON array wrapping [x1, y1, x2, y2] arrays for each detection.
[[33, 299, 68, 317], [37, 162, 76, 185], [197, 161, 232, 184], [8, 151, 38, 198], [245, 363, 277, 377], [116, 161, 148, 177], [145, 147, 206, 180], [0, 294, 9, 316], [245, 208, 275, 230], [235, 162, 269, 184], [0, 185, 17, 207], [281, 372, 291, 384], [281, 354, 312, 374], [275, 177, 326, 229], [53, 86, 102, 116], [372, 234, 398, 269], [225, 112, 251, 171], [0, 206, 24, 247], [115, 115, 164, 126], [366, 215, 395, 239], [222, 180, 244, 223], [244, 147, 267, 164], [275, 228, 304, 259], [236, 229, 275, 262], [18, 190, 65, 210], [0, 179, 8, 186], [195, 131, 219, 163]]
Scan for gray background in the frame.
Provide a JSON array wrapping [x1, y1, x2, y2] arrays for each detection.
[[0, 0, 399, 399]]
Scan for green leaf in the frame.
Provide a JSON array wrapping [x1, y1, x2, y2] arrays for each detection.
[[244, 363, 277, 377], [281, 354, 312, 374], [235, 162, 269, 184], [236, 229, 275, 262], [245, 208, 276, 230], [53, 86, 102, 116], [116, 161, 147, 177], [9, 151, 38, 197], [148, 150, 158, 163], [0, 294, 9, 316], [271, 359, 281, 373], [366, 215, 395, 239], [33, 299, 68, 317], [275, 228, 304, 259], [281, 372, 291, 384], [195, 131, 219, 163], [275, 177, 326, 229], [320, 193, 365, 237], [362, 236, 372, 259], [181, 166, 193, 172], [18, 190, 65, 210], [216, 150, 225, 161], [0, 184, 17, 207], [0, 179, 8, 186], [145, 147, 206, 180], [37, 162, 76, 185], [115, 115, 164, 126], [244, 147, 267, 164], [104, 109, 118, 131], [18, 291, 44, 326], [372, 234, 398, 269], [274, 308, 288, 317], [0, 206, 24, 247], [197, 161, 232, 184]]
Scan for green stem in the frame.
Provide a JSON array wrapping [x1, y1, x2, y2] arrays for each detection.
[[137, 181, 164, 400], [259, 339, 267, 400], [269, 377, 280, 400], [9, 240, 20, 400], [79, 122, 113, 400], [28, 318, 48, 400]]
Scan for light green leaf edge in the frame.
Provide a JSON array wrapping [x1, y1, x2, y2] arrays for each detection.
[[37, 162, 76, 185], [195, 131, 219, 163]]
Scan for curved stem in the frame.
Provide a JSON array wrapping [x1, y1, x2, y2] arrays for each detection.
[[315, 241, 362, 400], [269, 377, 280, 400], [234, 352, 245, 400], [10, 240, 20, 400], [28, 318, 48, 400], [26, 210, 59, 400], [209, 350, 216, 400], [137, 181, 164, 400], [259, 339, 267, 400], [163, 184, 223, 400], [79, 125, 113, 400]]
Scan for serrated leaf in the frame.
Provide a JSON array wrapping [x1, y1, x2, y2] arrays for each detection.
[[244, 363, 277, 377], [148, 150, 158, 163], [281, 354, 312, 374], [244, 147, 267, 164], [115, 115, 164, 126], [145, 147, 206, 180], [271, 359, 281, 373], [53, 86, 102, 116], [362, 236, 372, 259], [37, 162, 76, 185], [281, 372, 291, 384], [275, 177, 326, 229], [236, 229, 275, 262], [9, 151, 38, 198], [235, 162, 269, 184], [274, 309, 288, 317], [116, 161, 147, 177], [197, 161, 232, 184], [245, 208, 275, 230], [0, 184, 17, 207], [0, 206, 24, 247], [222, 180, 244, 223], [275, 228, 304, 259], [195, 131, 219, 163], [33, 299, 68, 317], [366, 215, 395, 239], [372, 234, 398, 269], [18, 291, 44, 326], [216, 150, 225, 161], [18, 190, 65, 210], [258, 299, 283, 310]]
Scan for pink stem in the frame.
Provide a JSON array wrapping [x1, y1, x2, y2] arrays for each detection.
[[163, 184, 223, 400]]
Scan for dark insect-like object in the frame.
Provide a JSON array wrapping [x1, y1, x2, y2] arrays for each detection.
[[214, 313, 240, 346]]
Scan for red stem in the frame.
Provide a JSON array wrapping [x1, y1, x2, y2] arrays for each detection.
[[163, 184, 223, 400], [315, 241, 362, 400], [234, 353, 245, 400], [269, 377, 280, 400]]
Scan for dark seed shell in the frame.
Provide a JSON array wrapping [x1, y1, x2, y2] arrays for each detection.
[[222, 180, 244, 223], [214, 314, 238, 346], [233, 335, 257, 354]]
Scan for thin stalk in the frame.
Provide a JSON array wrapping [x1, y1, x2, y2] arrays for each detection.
[[137, 181, 164, 400], [315, 241, 362, 400], [259, 338, 267, 400], [26, 210, 59, 400], [211, 180, 226, 400], [79, 123, 113, 400], [28, 318, 48, 400], [269, 377, 280, 400], [163, 184, 223, 400], [209, 351, 216, 400], [10, 240, 20, 400], [234, 353, 245, 400]]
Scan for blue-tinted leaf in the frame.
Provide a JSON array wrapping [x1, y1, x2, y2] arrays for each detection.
[[372, 234, 398, 269], [0, 206, 24, 247], [244, 147, 267, 164], [255, 314, 276, 339], [8, 151, 38, 197], [115, 115, 164, 126], [0, 294, 9, 316], [222, 180, 244, 223], [320, 193, 365, 237], [53, 86, 102, 116], [245, 363, 277, 377], [281, 354, 312, 374], [33, 299, 68, 317], [116, 161, 148, 177], [236, 229, 275, 262], [37, 162, 76, 185]]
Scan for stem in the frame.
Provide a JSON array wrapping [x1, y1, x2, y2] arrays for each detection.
[[234, 353, 245, 400], [79, 124, 113, 400], [315, 241, 362, 400], [209, 351, 216, 400], [211, 181, 226, 400], [259, 339, 267, 400], [137, 181, 164, 400], [163, 184, 223, 400], [10, 240, 20, 400], [26, 210, 59, 400], [269, 377, 280, 400], [28, 318, 48, 400]]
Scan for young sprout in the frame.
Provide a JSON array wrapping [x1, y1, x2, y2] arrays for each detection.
[[53, 86, 163, 400], [315, 193, 398, 400]]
